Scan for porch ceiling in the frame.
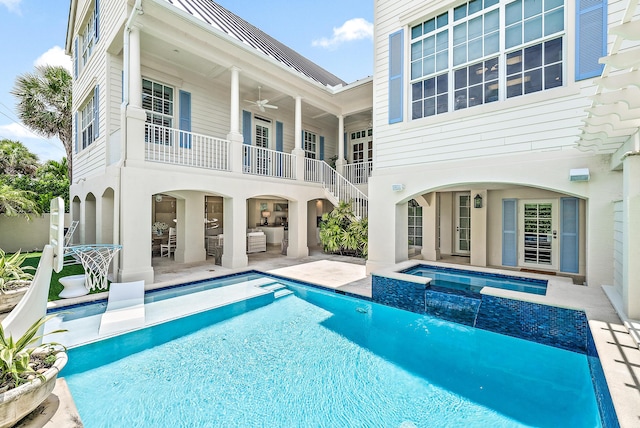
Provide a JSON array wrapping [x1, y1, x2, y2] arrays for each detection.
[[576, 0, 640, 155]]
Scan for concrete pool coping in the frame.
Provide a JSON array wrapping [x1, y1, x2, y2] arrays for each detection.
[[22, 253, 640, 427]]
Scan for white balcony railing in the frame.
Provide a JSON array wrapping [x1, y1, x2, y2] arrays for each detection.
[[145, 123, 230, 171], [343, 161, 373, 185], [305, 158, 368, 219], [243, 145, 296, 179]]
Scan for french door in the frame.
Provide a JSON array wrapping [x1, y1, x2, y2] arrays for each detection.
[[455, 192, 471, 254], [254, 116, 271, 174], [519, 200, 558, 269]]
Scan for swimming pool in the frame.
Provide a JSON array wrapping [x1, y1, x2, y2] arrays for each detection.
[[60, 276, 604, 427], [402, 264, 548, 295]]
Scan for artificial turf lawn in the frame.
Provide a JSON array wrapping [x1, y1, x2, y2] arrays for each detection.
[[19, 252, 105, 301]]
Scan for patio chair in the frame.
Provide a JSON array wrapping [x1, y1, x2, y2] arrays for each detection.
[[99, 280, 146, 336], [160, 227, 177, 257]]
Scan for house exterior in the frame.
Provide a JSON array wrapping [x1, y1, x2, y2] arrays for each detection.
[[66, 0, 640, 325], [65, 0, 372, 284]]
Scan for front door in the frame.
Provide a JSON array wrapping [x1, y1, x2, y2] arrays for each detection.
[[518, 200, 558, 269], [455, 192, 471, 254]]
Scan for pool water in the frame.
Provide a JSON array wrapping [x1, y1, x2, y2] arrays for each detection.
[[403, 264, 548, 295], [63, 281, 600, 427]]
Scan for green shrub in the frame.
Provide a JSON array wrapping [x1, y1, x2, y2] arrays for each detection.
[[0, 249, 34, 292], [319, 201, 368, 258]]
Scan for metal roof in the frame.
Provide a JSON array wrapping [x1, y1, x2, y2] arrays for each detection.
[[163, 0, 347, 87]]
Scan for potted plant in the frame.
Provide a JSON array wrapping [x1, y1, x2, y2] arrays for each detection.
[[0, 315, 66, 428], [0, 249, 35, 313]]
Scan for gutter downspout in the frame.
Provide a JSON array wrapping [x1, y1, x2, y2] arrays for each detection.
[[116, 0, 143, 279]]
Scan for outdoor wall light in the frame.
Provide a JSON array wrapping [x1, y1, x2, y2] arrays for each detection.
[[474, 194, 483, 209], [569, 168, 590, 182]]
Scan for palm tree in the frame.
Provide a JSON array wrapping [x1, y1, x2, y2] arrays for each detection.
[[0, 184, 41, 218], [0, 139, 39, 177], [11, 66, 72, 182]]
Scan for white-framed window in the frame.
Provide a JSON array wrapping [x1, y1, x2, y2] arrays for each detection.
[[351, 128, 373, 163], [303, 130, 317, 159], [76, 3, 99, 75], [255, 115, 271, 148], [79, 91, 97, 150], [81, 13, 95, 67], [143, 78, 174, 144], [410, 0, 565, 120]]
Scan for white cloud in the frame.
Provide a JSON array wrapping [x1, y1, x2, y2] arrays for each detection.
[[34, 46, 72, 72], [0, 122, 40, 140], [312, 18, 373, 49], [0, 0, 21, 14]]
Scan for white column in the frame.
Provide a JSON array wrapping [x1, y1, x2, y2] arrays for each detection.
[[227, 67, 244, 173], [174, 192, 206, 264], [416, 193, 439, 261], [129, 26, 142, 109], [118, 170, 154, 284], [623, 153, 640, 318], [294, 96, 302, 151], [221, 196, 249, 268], [286, 199, 308, 257], [336, 114, 346, 174], [292, 96, 305, 181], [469, 189, 487, 267], [229, 67, 240, 136], [125, 25, 146, 163]]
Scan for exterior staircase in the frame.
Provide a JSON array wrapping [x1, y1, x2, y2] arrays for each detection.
[[305, 159, 368, 218]]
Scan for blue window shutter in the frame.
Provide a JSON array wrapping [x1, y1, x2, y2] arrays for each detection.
[[343, 132, 347, 159], [93, 85, 100, 139], [94, 0, 100, 42], [275, 121, 283, 152], [576, 0, 606, 81], [388, 29, 404, 124], [74, 112, 79, 153], [319, 136, 325, 161], [242, 110, 252, 145], [73, 37, 78, 79], [179, 90, 191, 148], [502, 199, 517, 267], [560, 197, 580, 273]]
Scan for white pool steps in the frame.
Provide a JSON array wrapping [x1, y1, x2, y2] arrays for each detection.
[[47, 275, 294, 347]]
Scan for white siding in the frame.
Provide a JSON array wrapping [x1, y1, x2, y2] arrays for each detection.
[[72, 0, 126, 180]]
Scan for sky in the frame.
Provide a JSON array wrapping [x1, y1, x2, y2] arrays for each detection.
[[0, 0, 373, 163]]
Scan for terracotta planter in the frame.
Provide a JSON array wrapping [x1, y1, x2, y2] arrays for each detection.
[[0, 352, 68, 428]]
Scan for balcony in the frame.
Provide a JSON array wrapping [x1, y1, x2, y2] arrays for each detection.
[[143, 124, 367, 216], [145, 123, 230, 171]]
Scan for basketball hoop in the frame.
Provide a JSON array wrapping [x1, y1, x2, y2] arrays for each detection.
[[66, 244, 122, 291]]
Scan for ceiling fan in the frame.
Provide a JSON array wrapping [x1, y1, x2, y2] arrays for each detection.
[[244, 86, 278, 112]]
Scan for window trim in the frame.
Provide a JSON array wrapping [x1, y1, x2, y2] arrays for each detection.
[[79, 88, 98, 151]]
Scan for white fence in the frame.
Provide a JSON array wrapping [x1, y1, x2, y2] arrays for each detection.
[[145, 123, 230, 171], [343, 161, 373, 185], [243, 145, 296, 179]]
